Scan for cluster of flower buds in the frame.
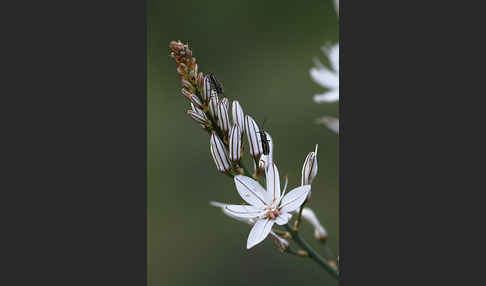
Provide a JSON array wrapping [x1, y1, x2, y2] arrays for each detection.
[[170, 40, 270, 177]]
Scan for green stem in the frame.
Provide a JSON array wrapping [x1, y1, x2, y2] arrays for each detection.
[[285, 225, 339, 280]]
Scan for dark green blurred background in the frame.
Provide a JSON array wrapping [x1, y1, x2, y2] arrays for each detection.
[[148, 0, 338, 285]]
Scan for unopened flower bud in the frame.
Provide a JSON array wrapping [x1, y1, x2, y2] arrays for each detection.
[[179, 62, 187, 72], [301, 144, 318, 186], [189, 94, 203, 109], [202, 75, 212, 101], [209, 94, 219, 119], [301, 207, 328, 241], [187, 110, 209, 126], [244, 115, 263, 160], [269, 231, 289, 252], [232, 100, 245, 133], [217, 99, 231, 135], [177, 66, 185, 76], [229, 124, 242, 162], [197, 72, 204, 90], [181, 88, 192, 100], [210, 132, 231, 173], [182, 79, 193, 91], [221, 97, 229, 110]]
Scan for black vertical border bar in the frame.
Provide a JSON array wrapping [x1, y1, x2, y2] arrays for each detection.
[[1, 1, 147, 284]]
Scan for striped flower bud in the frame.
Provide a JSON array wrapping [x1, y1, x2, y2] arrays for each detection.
[[181, 79, 193, 91], [181, 88, 192, 100], [217, 99, 230, 135], [221, 97, 229, 111], [301, 207, 328, 241], [210, 132, 231, 173], [187, 110, 209, 126], [189, 94, 203, 109], [232, 100, 244, 132], [202, 75, 212, 101], [209, 94, 219, 119], [197, 72, 204, 90], [301, 144, 318, 186], [229, 124, 242, 162], [244, 115, 263, 160]]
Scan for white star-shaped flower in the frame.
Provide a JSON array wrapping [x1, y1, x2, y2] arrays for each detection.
[[310, 44, 339, 103], [224, 163, 311, 249]]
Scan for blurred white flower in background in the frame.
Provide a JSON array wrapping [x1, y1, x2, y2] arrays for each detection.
[[310, 0, 339, 133], [311, 44, 339, 103], [310, 44, 339, 134]]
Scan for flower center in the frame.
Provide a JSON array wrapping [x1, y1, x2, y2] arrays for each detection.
[[265, 209, 280, 220]]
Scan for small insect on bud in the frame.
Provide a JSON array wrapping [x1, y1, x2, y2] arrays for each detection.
[[217, 99, 231, 135], [258, 130, 271, 156], [202, 75, 212, 101], [301, 207, 328, 241], [232, 100, 245, 134], [209, 93, 219, 119], [210, 132, 231, 173], [229, 124, 242, 162], [257, 131, 273, 170], [269, 231, 289, 252], [189, 71, 196, 82], [301, 144, 318, 186], [209, 73, 224, 96], [244, 115, 263, 160], [187, 110, 209, 126]]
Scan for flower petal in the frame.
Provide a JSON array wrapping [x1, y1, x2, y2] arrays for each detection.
[[224, 204, 265, 219], [310, 67, 338, 89], [247, 218, 275, 249], [265, 163, 281, 205], [234, 175, 268, 207], [313, 90, 339, 103], [275, 212, 292, 225], [279, 185, 311, 213]]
